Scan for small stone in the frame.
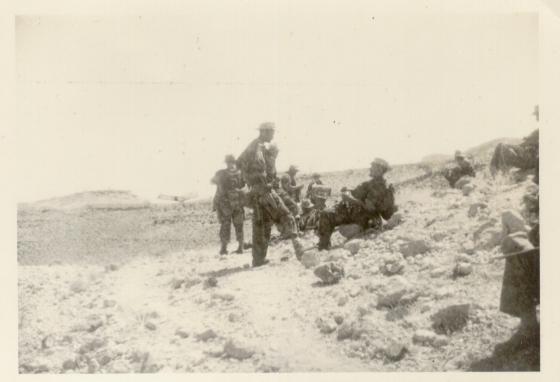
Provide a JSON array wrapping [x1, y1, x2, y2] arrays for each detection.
[[314, 262, 345, 285], [385, 342, 408, 361], [349, 285, 361, 298], [455, 177, 472, 189], [212, 292, 235, 302], [105, 264, 119, 272], [204, 277, 218, 288], [170, 278, 184, 289], [462, 183, 476, 196], [62, 359, 77, 371], [413, 329, 437, 345], [103, 300, 117, 308], [431, 304, 471, 334], [430, 267, 446, 278], [431, 232, 447, 242], [338, 224, 363, 239], [377, 276, 413, 308], [337, 295, 349, 307], [468, 202, 488, 218], [228, 313, 242, 322], [453, 262, 473, 277], [78, 338, 107, 354], [301, 251, 321, 269], [334, 315, 344, 325], [336, 322, 355, 341], [223, 339, 255, 360], [145, 322, 157, 331], [316, 318, 337, 334], [433, 335, 450, 348], [344, 239, 363, 255], [196, 329, 217, 342], [70, 280, 87, 294], [399, 239, 430, 258], [175, 329, 189, 338]]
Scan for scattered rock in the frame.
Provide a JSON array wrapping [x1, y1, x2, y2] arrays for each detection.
[[336, 322, 364, 341], [144, 322, 157, 331], [212, 292, 235, 302], [461, 241, 476, 255], [453, 262, 473, 277], [399, 239, 430, 258], [455, 177, 472, 189], [41, 335, 54, 349], [344, 239, 363, 255], [502, 210, 529, 235], [228, 313, 242, 323], [348, 285, 361, 298], [78, 338, 107, 354], [104, 264, 119, 272], [325, 248, 351, 262], [385, 212, 403, 229], [314, 262, 345, 285], [433, 335, 450, 348], [316, 317, 337, 334], [475, 227, 502, 250], [85, 315, 104, 333], [431, 304, 471, 334], [175, 329, 189, 339], [301, 251, 321, 269], [338, 295, 349, 307], [338, 224, 363, 239], [431, 232, 447, 242], [170, 278, 184, 289], [462, 183, 476, 196], [103, 300, 117, 308], [223, 339, 255, 360], [62, 359, 77, 371], [69, 279, 87, 294], [384, 342, 408, 362], [203, 277, 218, 289], [381, 260, 405, 276], [468, 202, 488, 218], [195, 329, 218, 342], [430, 267, 446, 278], [377, 276, 416, 308], [412, 329, 437, 345]]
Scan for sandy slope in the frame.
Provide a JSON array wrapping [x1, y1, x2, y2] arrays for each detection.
[[18, 171, 538, 373]]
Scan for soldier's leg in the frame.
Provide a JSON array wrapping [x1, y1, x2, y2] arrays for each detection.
[[252, 202, 271, 266], [217, 208, 232, 254], [317, 210, 336, 250], [232, 208, 245, 253], [273, 194, 304, 259]]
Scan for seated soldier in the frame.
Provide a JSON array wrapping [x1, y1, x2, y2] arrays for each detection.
[[316, 158, 397, 250], [443, 151, 476, 187], [282, 166, 304, 203], [306, 172, 323, 199], [309, 184, 330, 210]]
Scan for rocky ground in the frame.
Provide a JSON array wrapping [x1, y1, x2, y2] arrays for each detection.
[[17, 164, 540, 373]]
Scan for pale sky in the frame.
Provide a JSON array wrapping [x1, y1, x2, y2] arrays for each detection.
[[15, 11, 538, 202]]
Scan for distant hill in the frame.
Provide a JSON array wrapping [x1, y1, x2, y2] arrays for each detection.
[[22, 190, 150, 211], [465, 137, 522, 162]]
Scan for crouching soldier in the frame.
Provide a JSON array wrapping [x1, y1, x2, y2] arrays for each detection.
[[316, 158, 397, 250], [211, 154, 246, 255], [443, 151, 476, 187]]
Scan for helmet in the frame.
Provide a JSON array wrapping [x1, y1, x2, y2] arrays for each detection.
[[224, 154, 236, 164], [454, 150, 465, 159], [311, 172, 321, 179]]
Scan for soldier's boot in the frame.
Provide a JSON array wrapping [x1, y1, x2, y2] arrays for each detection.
[[235, 240, 244, 254], [494, 311, 540, 355], [291, 237, 304, 260], [219, 242, 228, 255]]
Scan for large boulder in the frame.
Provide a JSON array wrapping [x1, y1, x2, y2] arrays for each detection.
[[385, 212, 404, 230], [462, 183, 476, 196], [223, 339, 255, 360]]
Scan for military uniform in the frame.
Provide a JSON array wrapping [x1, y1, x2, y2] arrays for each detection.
[[317, 176, 396, 250], [443, 155, 476, 187], [237, 127, 303, 266], [306, 178, 323, 199], [211, 167, 245, 253]]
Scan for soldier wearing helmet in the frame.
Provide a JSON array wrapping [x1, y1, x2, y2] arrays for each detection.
[[281, 166, 304, 203], [316, 158, 397, 250], [211, 154, 246, 255], [306, 172, 324, 200]]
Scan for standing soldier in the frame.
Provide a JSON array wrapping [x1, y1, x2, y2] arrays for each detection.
[[285, 165, 304, 202], [211, 155, 245, 255], [236, 122, 304, 267], [317, 158, 397, 250]]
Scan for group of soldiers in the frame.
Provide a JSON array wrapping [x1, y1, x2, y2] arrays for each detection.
[[210, 122, 539, 355], [211, 122, 398, 266]]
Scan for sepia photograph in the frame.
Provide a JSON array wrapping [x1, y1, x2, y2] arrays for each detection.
[[11, 0, 552, 375]]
